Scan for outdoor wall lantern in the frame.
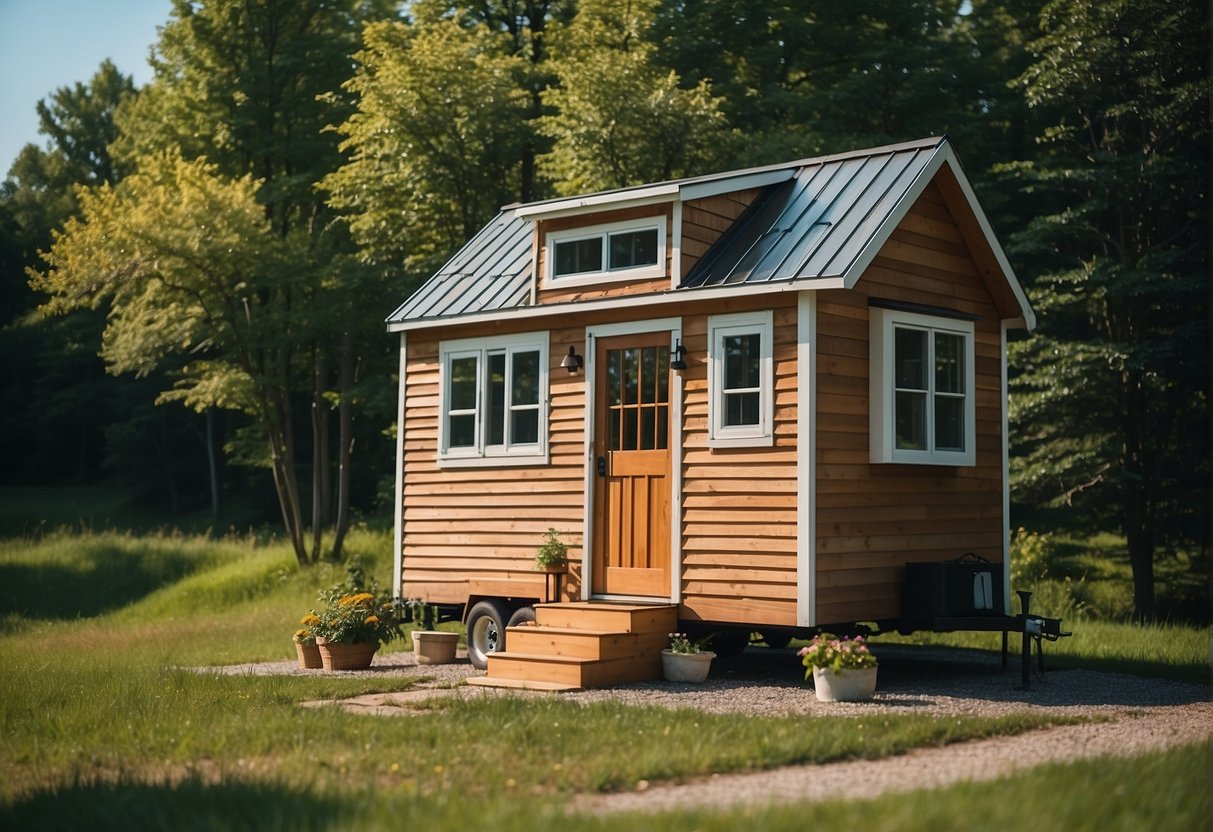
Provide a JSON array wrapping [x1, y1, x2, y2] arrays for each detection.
[[560, 345, 583, 374], [670, 339, 688, 371]]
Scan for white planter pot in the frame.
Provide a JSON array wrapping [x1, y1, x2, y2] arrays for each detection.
[[661, 649, 716, 683], [811, 666, 877, 702], [412, 630, 459, 665]]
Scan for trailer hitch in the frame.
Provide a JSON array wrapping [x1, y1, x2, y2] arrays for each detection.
[[1009, 590, 1072, 690]]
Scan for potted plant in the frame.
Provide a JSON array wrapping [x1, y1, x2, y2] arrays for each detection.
[[292, 613, 323, 669], [534, 528, 570, 573], [798, 632, 878, 702], [406, 599, 459, 665], [661, 632, 716, 683], [313, 590, 403, 671]]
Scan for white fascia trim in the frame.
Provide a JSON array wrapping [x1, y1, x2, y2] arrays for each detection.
[[392, 333, 407, 600], [678, 168, 795, 202], [1001, 321, 1011, 615], [513, 186, 679, 221], [939, 145, 1037, 331], [386, 277, 847, 333], [796, 292, 816, 627]]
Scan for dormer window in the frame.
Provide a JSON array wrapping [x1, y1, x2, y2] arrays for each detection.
[[545, 217, 665, 286]]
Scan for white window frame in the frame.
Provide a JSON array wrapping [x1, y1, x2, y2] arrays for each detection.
[[544, 216, 667, 288], [869, 307, 976, 466], [438, 331, 549, 467], [707, 310, 774, 448]]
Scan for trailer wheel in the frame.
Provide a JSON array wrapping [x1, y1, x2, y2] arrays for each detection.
[[758, 630, 792, 649], [466, 599, 511, 670], [507, 606, 535, 628]]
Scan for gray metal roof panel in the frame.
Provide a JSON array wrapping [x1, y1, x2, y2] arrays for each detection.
[[386, 211, 533, 324], [682, 141, 941, 289]]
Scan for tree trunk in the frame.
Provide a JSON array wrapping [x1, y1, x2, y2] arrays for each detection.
[[1123, 365, 1155, 620], [330, 333, 355, 562], [205, 408, 220, 528], [311, 349, 329, 559]]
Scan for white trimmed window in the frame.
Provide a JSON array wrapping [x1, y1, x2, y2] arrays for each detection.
[[869, 307, 975, 466], [545, 217, 666, 286], [708, 310, 774, 447], [439, 332, 548, 466]]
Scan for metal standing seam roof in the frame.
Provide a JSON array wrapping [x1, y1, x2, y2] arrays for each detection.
[[387, 136, 1012, 327]]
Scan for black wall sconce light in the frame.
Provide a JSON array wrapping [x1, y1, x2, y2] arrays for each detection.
[[560, 345, 583, 374], [670, 339, 687, 371]]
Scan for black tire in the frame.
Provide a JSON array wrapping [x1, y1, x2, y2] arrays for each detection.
[[706, 627, 750, 658], [465, 599, 511, 669], [506, 606, 536, 628]]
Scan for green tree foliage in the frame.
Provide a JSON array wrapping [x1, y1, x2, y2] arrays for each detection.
[[538, 0, 734, 192], [322, 16, 533, 275], [1004, 0, 1209, 618], [29, 152, 320, 558], [103, 0, 402, 562]]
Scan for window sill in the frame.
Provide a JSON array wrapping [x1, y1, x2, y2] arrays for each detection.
[[708, 434, 774, 449], [437, 452, 550, 469]]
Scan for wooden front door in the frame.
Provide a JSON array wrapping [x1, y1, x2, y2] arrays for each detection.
[[592, 332, 672, 598]]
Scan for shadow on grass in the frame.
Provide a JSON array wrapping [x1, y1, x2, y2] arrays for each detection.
[[0, 778, 344, 832], [0, 543, 199, 623]]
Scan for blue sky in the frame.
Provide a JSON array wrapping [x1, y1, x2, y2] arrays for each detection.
[[0, 0, 172, 176]]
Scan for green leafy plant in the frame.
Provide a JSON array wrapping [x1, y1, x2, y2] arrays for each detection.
[[307, 561, 403, 647], [667, 632, 711, 654], [534, 528, 570, 570], [798, 633, 877, 676]]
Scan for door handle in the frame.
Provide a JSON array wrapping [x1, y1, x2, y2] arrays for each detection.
[[596, 456, 606, 477]]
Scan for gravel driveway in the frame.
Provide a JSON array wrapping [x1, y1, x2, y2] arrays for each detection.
[[214, 643, 1212, 813]]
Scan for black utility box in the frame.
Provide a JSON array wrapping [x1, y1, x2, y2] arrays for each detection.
[[903, 556, 1004, 618]]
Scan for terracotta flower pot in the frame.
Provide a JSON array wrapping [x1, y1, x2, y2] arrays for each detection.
[[293, 637, 323, 669], [661, 649, 715, 683], [315, 637, 378, 671], [811, 666, 877, 702]]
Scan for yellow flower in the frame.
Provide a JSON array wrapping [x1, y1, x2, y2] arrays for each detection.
[[294, 629, 307, 638], [300, 614, 320, 626], [364, 615, 380, 625]]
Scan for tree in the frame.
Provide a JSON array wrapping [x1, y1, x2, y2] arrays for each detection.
[[104, 0, 401, 561], [538, 0, 734, 193], [29, 152, 327, 562], [1005, 0, 1209, 618], [322, 16, 533, 274]]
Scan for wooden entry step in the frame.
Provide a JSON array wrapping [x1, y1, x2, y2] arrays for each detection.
[[467, 602, 678, 691]]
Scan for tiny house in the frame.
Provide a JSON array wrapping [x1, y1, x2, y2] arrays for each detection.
[[387, 137, 1036, 687]]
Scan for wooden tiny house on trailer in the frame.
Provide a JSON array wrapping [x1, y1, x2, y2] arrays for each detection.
[[388, 137, 1038, 689]]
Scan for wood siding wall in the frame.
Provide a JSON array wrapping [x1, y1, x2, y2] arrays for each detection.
[[680, 188, 761, 279], [678, 295, 801, 627], [814, 182, 1005, 625], [399, 321, 588, 604]]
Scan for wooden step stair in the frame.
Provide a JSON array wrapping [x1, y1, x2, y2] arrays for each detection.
[[467, 602, 678, 691]]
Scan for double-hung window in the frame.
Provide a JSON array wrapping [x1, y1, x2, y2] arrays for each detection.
[[707, 310, 774, 447], [439, 332, 548, 465], [545, 217, 666, 286], [869, 306, 975, 466]]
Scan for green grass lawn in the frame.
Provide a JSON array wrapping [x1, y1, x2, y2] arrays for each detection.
[[0, 527, 1208, 830]]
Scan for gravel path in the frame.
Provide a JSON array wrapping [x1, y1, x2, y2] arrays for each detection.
[[207, 644, 1212, 813]]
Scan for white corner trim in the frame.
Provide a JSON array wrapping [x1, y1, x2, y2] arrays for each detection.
[[796, 292, 817, 627], [392, 333, 407, 600], [1001, 321, 1011, 615], [671, 200, 683, 290]]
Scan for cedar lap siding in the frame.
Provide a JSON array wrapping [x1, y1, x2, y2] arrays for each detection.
[[388, 136, 1035, 630]]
